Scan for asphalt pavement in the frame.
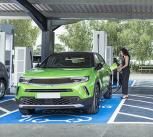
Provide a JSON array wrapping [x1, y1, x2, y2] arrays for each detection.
[[0, 124, 153, 137], [0, 73, 153, 137]]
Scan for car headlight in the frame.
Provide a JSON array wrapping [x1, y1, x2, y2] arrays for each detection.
[[19, 77, 30, 84], [70, 76, 89, 83]]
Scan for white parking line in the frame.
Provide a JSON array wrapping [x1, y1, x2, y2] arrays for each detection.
[[111, 122, 153, 124], [0, 107, 10, 113], [107, 99, 126, 124], [123, 104, 153, 111], [0, 98, 15, 104], [131, 80, 136, 87], [127, 99, 153, 104], [141, 95, 153, 97], [0, 109, 18, 118], [5, 95, 15, 97], [129, 94, 153, 99], [119, 112, 153, 121]]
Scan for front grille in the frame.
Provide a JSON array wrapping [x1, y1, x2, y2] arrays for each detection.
[[19, 97, 80, 105], [29, 78, 74, 84], [25, 89, 72, 92]]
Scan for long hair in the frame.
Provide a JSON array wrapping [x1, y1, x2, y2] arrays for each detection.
[[120, 48, 129, 56]]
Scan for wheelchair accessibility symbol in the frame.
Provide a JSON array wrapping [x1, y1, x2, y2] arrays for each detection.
[[19, 115, 92, 123], [100, 105, 112, 109]]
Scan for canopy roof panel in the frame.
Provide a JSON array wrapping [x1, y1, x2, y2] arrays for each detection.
[[1, 0, 153, 19], [1, 0, 153, 30]]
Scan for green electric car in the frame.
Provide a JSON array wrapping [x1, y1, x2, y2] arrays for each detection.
[[16, 52, 115, 115]]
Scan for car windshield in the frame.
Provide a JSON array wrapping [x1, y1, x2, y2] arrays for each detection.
[[39, 53, 93, 68]]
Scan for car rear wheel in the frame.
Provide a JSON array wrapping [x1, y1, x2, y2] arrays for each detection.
[[86, 84, 100, 114], [19, 108, 35, 115], [103, 77, 112, 99], [0, 79, 7, 99]]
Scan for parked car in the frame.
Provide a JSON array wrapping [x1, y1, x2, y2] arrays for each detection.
[[0, 62, 9, 99], [16, 52, 115, 115]]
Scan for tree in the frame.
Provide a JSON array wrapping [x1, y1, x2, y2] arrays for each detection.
[[54, 44, 66, 53], [58, 21, 92, 51], [0, 19, 39, 47], [118, 20, 153, 63], [57, 20, 153, 64], [33, 44, 66, 55]]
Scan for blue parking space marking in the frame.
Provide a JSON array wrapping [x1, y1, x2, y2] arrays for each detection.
[[0, 95, 121, 124], [0, 95, 14, 103]]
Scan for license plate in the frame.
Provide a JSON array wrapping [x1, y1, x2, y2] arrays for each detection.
[[36, 93, 60, 99]]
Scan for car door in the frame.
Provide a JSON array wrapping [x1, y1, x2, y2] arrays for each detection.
[[96, 54, 111, 90]]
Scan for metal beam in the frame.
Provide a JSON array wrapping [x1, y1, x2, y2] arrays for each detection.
[[41, 31, 54, 61], [51, 19, 79, 26], [11, 0, 48, 31], [29, 0, 153, 5], [47, 19, 79, 30]]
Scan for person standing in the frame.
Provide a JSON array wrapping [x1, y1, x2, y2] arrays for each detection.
[[118, 48, 130, 99]]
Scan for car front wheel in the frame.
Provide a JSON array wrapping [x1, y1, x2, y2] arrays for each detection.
[[85, 84, 100, 114], [103, 77, 112, 99], [0, 79, 7, 99]]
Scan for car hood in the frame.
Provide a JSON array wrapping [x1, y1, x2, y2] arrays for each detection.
[[23, 68, 93, 78]]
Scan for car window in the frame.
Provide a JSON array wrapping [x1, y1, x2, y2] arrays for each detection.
[[40, 53, 92, 68], [96, 54, 105, 65], [94, 54, 101, 66]]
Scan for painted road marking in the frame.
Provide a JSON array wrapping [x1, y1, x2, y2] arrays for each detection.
[[119, 112, 153, 121], [0, 107, 10, 113], [111, 122, 153, 124], [19, 115, 93, 123], [0, 109, 18, 118], [123, 104, 153, 111], [128, 99, 153, 104], [0, 95, 122, 124], [131, 80, 136, 87], [107, 98, 125, 123], [5, 95, 15, 97], [133, 80, 153, 87], [129, 94, 153, 99], [144, 95, 153, 97], [113, 94, 153, 123], [3, 94, 153, 124], [0, 98, 14, 104]]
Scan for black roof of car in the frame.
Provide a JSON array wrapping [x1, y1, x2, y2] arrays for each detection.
[[52, 52, 95, 56], [40, 52, 96, 68]]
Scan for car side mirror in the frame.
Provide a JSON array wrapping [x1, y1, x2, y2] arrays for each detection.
[[95, 63, 103, 70]]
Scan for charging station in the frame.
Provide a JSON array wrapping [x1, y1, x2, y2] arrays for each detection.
[[0, 24, 14, 92], [92, 31, 118, 85], [0, 24, 33, 93], [14, 47, 33, 86], [92, 31, 114, 66], [92, 31, 107, 61]]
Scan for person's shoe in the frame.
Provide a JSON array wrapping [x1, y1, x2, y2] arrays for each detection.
[[121, 95, 128, 99]]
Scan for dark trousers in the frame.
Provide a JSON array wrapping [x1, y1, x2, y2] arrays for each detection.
[[121, 68, 130, 95]]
